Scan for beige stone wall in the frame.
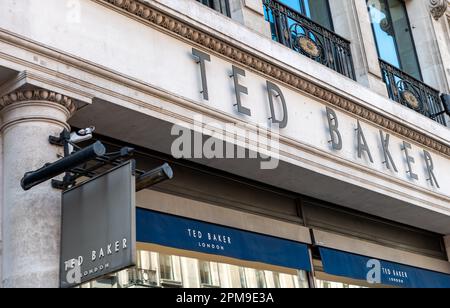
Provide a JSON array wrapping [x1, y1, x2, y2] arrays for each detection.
[[329, 0, 388, 96], [229, 0, 271, 38], [0, 0, 447, 228], [405, 0, 448, 91], [0, 0, 448, 287]]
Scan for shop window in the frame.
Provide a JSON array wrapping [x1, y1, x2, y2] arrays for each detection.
[[367, 0, 421, 80], [199, 261, 212, 285], [159, 254, 174, 281], [126, 268, 158, 288], [84, 249, 308, 288], [273, 272, 282, 288], [256, 270, 267, 288], [196, 0, 231, 17], [238, 267, 248, 288], [315, 279, 367, 289]]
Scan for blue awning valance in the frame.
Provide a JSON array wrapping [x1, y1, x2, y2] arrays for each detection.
[[319, 247, 450, 288], [137, 208, 311, 272]]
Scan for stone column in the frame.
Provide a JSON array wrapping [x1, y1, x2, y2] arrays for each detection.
[[229, 0, 271, 38], [0, 88, 76, 288]]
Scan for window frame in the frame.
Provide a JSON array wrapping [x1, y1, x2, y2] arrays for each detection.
[[197, 0, 231, 17], [367, 0, 423, 81], [159, 254, 174, 281]]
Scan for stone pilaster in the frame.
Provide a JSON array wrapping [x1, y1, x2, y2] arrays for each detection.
[[229, 0, 271, 38], [329, 0, 388, 97], [0, 88, 76, 288], [405, 0, 449, 93]]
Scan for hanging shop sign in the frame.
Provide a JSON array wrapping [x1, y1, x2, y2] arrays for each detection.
[[59, 161, 136, 288]]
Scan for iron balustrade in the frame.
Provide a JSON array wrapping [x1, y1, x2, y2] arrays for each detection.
[[263, 0, 356, 80], [380, 59, 447, 126]]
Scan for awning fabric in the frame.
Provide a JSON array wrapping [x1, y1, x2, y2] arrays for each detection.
[[137, 208, 311, 271], [319, 247, 450, 288]]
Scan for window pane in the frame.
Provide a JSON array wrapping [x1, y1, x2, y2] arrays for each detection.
[[159, 254, 173, 280], [368, 0, 421, 79], [315, 278, 367, 289], [85, 250, 309, 288], [280, 0, 302, 12], [199, 261, 212, 285], [368, 0, 400, 67], [304, 0, 333, 30], [256, 270, 267, 288], [388, 0, 420, 79], [279, 0, 333, 30]]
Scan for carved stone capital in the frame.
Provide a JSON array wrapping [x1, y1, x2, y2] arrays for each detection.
[[0, 88, 77, 115], [429, 0, 448, 21]]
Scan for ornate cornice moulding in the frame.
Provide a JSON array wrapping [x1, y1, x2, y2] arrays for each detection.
[[0, 88, 77, 115], [100, 0, 450, 157]]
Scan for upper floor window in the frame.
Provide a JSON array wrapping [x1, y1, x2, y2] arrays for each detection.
[[197, 0, 231, 17], [279, 0, 333, 30], [263, 0, 355, 79], [368, 0, 422, 80]]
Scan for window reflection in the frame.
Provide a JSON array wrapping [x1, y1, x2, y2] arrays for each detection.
[[279, 0, 333, 30], [199, 260, 213, 286], [159, 254, 174, 281], [256, 270, 267, 288], [82, 250, 309, 288], [367, 0, 421, 80]]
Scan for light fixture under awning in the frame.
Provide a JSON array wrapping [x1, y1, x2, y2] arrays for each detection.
[[137, 208, 311, 272], [319, 247, 450, 288]]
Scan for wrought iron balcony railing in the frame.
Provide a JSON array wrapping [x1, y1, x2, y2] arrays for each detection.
[[380, 60, 447, 126], [263, 0, 356, 80]]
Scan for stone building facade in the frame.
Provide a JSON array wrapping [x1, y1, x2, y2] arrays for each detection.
[[0, 0, 450, 288]]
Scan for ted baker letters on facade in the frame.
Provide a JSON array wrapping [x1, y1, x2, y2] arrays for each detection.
[[191, 48, 441, 190]]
